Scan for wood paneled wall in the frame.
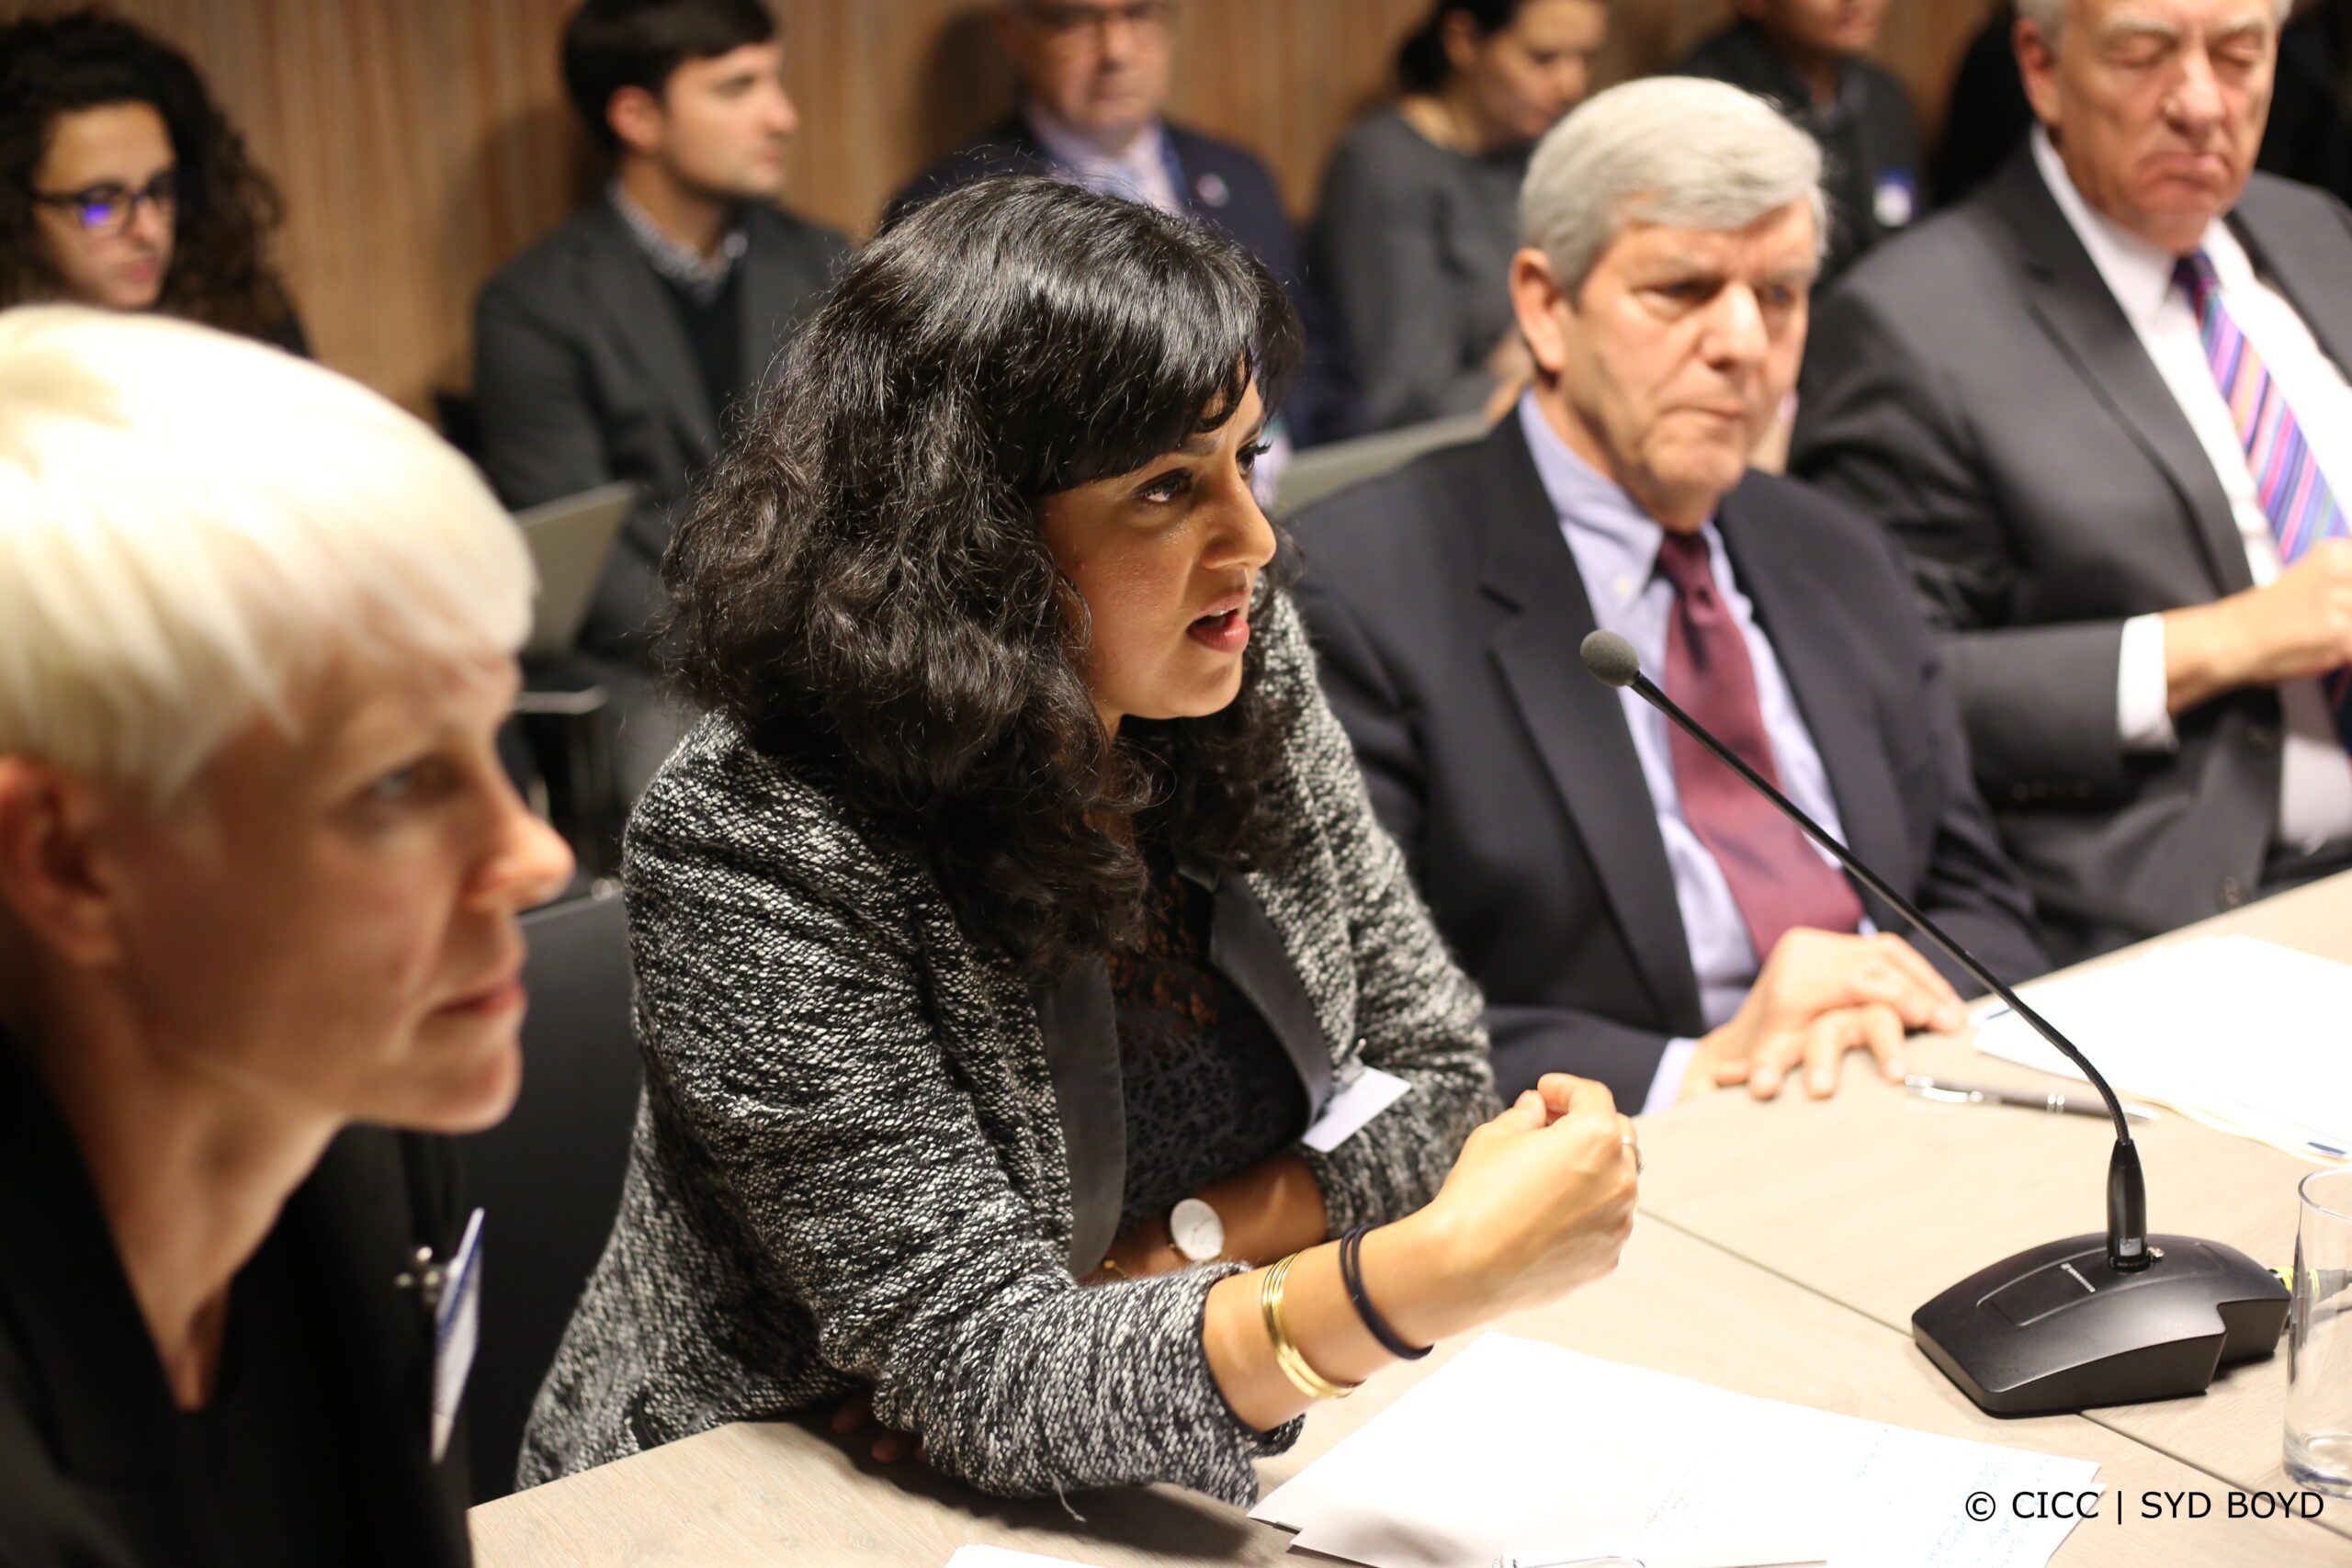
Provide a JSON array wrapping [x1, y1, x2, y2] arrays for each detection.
[[0, 0, 2006, 414]]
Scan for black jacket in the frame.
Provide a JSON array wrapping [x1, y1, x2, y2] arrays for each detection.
[[0, 1034, 474, 1566], [1291, 419, 2046, 1106], [888, 114, 1360, 446], [471, 197, 849, 665]]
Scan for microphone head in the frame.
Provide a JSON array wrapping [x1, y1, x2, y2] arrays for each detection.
[[1580, 629, 1642, 689]]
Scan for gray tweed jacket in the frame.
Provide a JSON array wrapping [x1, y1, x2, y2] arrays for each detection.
[[517, 592, 1498, 1506]]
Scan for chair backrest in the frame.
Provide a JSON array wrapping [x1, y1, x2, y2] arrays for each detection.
[[1272, 412, 1490, 517], [454, 883, 639, 1503]]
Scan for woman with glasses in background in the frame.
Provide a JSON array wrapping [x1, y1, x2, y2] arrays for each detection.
[[0, 8, 308, 354]]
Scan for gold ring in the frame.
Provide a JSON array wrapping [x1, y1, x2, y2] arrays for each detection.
[[1622, 1131, 1643, 1175]]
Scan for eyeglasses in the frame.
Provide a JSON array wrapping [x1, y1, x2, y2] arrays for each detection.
[[31, 169, 183, 238], [1027, 0, 1173, 47]]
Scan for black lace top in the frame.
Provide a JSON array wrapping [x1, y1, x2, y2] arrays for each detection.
[[1105, 851, 1310, 1237]]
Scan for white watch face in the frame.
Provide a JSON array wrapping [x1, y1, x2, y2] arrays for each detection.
[[1170, 1197, 1225, 1263]]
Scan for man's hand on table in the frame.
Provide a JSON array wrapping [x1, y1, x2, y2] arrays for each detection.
[[1683, 929, 1966, 1102]]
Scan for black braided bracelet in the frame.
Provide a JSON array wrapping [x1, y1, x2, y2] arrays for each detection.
[[1339, 1224, 1430, 1361]]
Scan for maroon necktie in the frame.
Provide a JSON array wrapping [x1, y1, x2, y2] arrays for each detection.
[[1654, 531, 1863, 962]]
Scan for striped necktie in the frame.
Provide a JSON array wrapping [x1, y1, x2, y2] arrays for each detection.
[[2175, 250, 2352, 751]]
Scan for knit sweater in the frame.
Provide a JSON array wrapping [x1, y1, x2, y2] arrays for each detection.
[[516, 591, 1498, 1506]]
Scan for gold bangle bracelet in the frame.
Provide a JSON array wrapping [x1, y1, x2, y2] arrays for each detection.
[[1258, 1251, 1360, 1402]]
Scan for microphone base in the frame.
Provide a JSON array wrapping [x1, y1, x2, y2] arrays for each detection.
[[1914, 1233, 2287, 1416]]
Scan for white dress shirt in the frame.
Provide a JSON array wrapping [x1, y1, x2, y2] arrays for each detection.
[[2032, 130, 2352, 848]]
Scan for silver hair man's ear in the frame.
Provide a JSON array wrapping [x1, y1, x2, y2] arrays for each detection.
[[1518, 75, 1828, 293]]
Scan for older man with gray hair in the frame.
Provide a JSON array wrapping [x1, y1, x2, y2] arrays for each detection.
[[1292, 77, 2045, 1111], [1794, 0, 2352, 964]]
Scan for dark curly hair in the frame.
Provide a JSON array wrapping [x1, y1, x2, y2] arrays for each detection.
[[0, 8, 300, 342], [664, 177, 1305, 981]]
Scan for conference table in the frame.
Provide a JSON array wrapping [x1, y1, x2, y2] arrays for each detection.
[[471, 874, 2352, 1567]]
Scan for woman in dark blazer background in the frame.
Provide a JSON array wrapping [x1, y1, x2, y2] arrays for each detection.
[[522, 177, 1642, 1506], [0, 307, 573, 1564]]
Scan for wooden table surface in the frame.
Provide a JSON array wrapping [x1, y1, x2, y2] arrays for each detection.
[[1635, 871, 2352, 1547], [472, 875, 2352, 1567]]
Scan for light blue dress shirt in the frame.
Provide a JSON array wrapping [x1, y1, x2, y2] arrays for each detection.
[[1517, 393, 1862, 1111]]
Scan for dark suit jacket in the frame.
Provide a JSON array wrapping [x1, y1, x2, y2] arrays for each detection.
[[1290, 419, 2045, 1107], [471, 198, 849, 664], [888, 115, 1359, 446], [1793, 148, 2352, 960], [0, 1035, 472, 1566]]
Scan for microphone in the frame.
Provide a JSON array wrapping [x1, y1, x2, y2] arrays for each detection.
[[1579, 627, 2286, 1416]]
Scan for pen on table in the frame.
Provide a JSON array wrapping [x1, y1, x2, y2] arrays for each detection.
[[1904, 1075, 2155, 1122]]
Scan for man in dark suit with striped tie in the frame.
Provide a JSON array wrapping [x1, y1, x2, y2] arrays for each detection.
[[1795, 0, 2352, 964], [1291, 80, 2047, 1111]]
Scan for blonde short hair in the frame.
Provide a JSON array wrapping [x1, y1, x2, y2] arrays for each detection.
[[0, 306, 532, 802]]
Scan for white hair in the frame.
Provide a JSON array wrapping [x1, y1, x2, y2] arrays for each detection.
[[2015, 0, 2293, 40], [1520, 77, 1829, 291], [0, 307, 533, 803]]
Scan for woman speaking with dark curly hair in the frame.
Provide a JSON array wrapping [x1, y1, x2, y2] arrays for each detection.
[[0, 9, 307, 352], [521, 176, 1639, 1506]]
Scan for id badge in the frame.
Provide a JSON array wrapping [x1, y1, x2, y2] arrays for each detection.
[[1874, 170, 1918, 231], [1302, 1067, 1411, 1153], [430, 1207, 484, 1463]]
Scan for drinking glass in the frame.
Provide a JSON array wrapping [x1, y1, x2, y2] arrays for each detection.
[[2286, 1167, 2352, 1495]]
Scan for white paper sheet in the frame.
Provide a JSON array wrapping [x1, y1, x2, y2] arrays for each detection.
[[1252, 1335, 2098, 1568], [1971, 934, 2352, 1161]]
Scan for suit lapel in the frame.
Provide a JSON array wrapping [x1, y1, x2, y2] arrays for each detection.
[[1032, 961, 1125, 1275], [2232, 186, 2352, 388], [581, 202, 718, 467], [1718, 485, 1908, 917], [1203, 868, 1335, 1119], [1475, 423, 1704, 1032], [1987, 156, 2252, 595]]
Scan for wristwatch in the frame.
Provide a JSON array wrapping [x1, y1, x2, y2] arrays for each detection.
[[1169, 1197, 1226, 1264]]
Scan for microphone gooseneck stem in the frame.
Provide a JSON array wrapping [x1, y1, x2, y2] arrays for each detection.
[[1623, 670, 2153, 1269]]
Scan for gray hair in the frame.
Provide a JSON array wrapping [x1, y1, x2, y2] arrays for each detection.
[[1520, 77, 1828, 292], [2015, 0, 2292, 41]]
